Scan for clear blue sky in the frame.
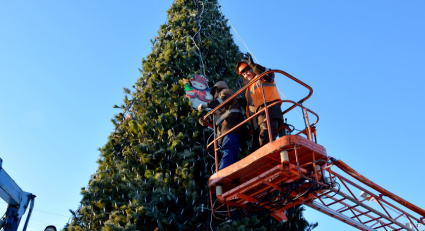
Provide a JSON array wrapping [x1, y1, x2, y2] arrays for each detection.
[[1, 1, 424, 230]]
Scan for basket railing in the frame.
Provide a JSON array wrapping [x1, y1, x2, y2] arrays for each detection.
[[201, 70, 318, 172]]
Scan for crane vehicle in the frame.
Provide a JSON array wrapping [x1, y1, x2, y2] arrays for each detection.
[[201, 70, 425, 230], [0, 158, 35, 231]]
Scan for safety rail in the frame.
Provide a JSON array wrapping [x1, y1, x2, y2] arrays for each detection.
[[201, 69, 317, 172]]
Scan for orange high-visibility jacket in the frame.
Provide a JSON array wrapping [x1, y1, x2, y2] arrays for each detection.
[[245, 79, 281, 117]]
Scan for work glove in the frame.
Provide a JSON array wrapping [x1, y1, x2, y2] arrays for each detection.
[[199, 117, 207, 126], [244, 52, 255, 67], [198, 103, 207, 112]]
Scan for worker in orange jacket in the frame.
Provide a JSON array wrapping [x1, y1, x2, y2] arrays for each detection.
[[236, 53, 283, 152]]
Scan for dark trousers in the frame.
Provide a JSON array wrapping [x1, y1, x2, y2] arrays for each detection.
[[251, 119, 279, 152]]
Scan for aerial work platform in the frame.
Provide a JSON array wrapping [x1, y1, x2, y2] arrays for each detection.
[[209, 134, 329, 221], [201, 70, 425, 230]]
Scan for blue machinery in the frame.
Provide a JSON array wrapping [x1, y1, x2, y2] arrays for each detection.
[[0, 159, 35, 231]]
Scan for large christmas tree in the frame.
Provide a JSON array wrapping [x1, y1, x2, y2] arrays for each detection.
[[65, 0, 317, 230]]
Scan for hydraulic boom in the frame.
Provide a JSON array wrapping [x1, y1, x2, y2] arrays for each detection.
[[0, 158, 35, 231]]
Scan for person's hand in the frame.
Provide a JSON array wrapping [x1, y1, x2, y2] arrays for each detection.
[[244, 52, 255, 67], [198, 103, 207, 112], [199, 117, 207, 126]]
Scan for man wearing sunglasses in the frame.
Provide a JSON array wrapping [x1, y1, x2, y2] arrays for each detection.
[[236, 53, 283, 152]]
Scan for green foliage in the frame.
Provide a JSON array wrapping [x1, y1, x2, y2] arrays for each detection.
[[65, 0, 315, 230]]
